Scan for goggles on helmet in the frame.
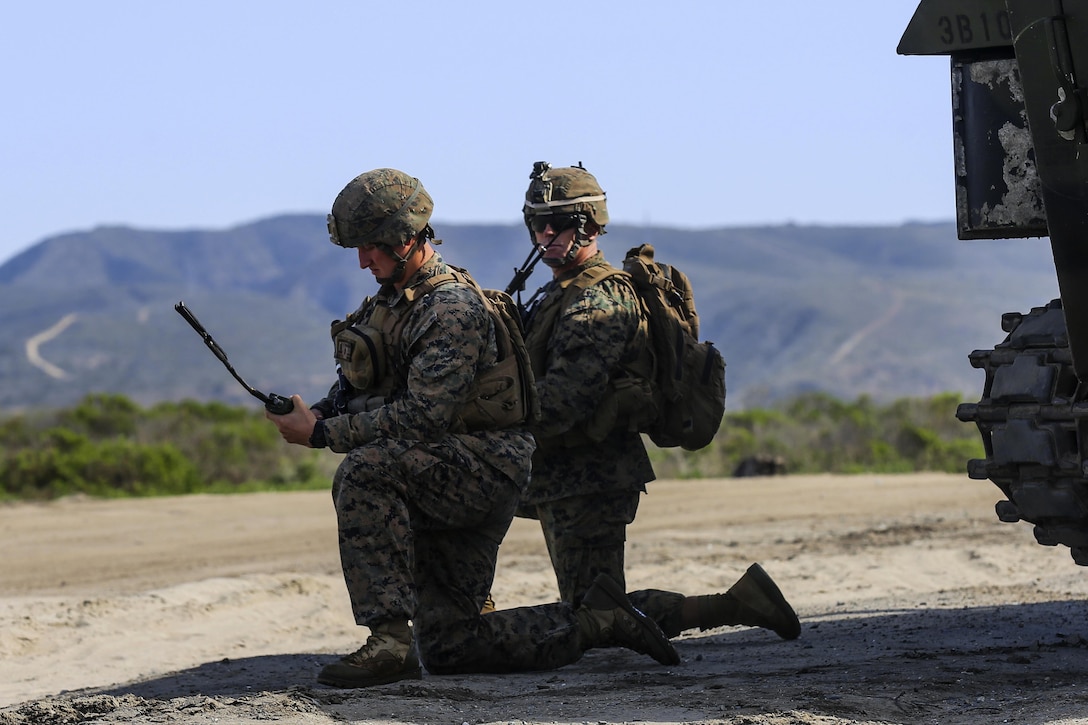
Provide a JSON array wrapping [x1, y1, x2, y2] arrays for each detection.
[[529, 212, 583, 234]]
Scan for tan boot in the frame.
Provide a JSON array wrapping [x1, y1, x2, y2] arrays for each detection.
[[577, 573, 680, 666], [686, 563, 800, 640], [318, 620, 423, 688]]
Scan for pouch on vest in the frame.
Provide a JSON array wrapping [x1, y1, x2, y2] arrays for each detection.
[[455, 354, 523, 431], [331, 318, 387, 393], [582, 374, 657, 442], [454, 286, 539, 432]]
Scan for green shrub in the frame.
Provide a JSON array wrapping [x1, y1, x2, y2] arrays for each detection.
[[0, 394, 336, 500], [58, 393, 140, 437], [650, 391, 984, 479], [0, 391, 987, 500], [4, 434, 200, 499]]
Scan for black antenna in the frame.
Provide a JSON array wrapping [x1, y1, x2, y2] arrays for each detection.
[[174, 301, 294, 414]]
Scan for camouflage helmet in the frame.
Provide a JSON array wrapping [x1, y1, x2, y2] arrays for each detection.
[[522, 161, 609, 229], [327, 168, 434, 249]]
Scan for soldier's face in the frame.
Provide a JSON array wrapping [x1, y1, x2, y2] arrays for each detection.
[[534, 226, 577, 265], [357, 244, 400, 281]]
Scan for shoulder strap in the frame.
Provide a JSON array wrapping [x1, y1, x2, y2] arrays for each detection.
[[551, 263, 629, 318], [400, 271, 461, 303], [561, 263, 625, 293]]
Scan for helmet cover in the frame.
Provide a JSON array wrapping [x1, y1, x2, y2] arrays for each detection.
[[522, 161, 609, 228], [328, 168, 434, 248]]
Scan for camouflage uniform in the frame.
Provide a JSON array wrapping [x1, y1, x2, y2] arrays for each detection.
[[314, 251, 603, 673], [519, 251, 687, 631], [510, 162, 799, 644]]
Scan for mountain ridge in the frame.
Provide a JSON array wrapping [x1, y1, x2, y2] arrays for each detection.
[[0, 216, 1062, 412]]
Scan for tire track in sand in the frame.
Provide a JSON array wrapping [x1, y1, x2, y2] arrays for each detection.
[[828, 288, 905, 365], [25, 313, 78, 379]]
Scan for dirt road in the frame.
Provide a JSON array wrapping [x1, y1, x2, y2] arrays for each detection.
[[2, 473, 1087, 724]]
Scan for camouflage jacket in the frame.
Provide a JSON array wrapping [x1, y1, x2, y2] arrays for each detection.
[[521, 251, 655, 505], [316, 252, 534, 483]]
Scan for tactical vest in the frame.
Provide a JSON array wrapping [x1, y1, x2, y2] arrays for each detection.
[[332, 267, 536, 432], [524, 262, 656, 444]]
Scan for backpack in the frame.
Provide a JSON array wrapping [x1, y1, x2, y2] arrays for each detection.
[[468, 283, 541, 431], [621, 243, 727, 450]]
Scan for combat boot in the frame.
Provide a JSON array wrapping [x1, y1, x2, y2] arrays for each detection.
[[576, 573, 680, 665], [317, 619, 423, 688], [687, 563, 800, 640]]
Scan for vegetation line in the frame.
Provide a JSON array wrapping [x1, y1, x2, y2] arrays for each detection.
[[0, 391, 983, 501]]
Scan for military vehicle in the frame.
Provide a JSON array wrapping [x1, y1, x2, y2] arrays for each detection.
[[899, 1, 1088, 564]]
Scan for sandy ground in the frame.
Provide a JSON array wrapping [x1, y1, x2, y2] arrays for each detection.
[[2, 472, 1088, 725]]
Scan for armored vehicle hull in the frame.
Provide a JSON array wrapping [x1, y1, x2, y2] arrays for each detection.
[[901, 0, 1088, 564]]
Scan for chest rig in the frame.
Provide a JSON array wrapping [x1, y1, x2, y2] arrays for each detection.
[[524, 263, 655, 443], [332, 267, 536, 432]]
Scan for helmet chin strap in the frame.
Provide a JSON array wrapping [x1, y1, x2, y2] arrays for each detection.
[[539, 241, 570, 269], [377, 232, 430, 284]]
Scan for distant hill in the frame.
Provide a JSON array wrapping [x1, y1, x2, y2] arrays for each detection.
[[0, 216, 1062, 412]]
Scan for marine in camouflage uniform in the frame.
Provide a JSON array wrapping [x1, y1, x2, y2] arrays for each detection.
[[522, 250, 654, 601], [266, 168, 680, 689], [516, 161, 802, 641]]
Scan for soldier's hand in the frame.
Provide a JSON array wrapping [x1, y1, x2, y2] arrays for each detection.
[[266, 394, 318, 446]]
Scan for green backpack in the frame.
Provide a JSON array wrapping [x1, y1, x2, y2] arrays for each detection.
[[622, 244, 727, 451]]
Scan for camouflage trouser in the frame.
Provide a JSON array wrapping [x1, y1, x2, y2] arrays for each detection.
[[534, 490, 640, 604], [531, 490, 687, 637], [331, 435, 588, 674]]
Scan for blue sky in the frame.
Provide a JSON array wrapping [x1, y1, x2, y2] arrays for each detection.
[[1, 1, 953, 265]]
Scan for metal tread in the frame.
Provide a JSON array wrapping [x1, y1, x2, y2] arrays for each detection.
[[956, 298, 1088, 565]]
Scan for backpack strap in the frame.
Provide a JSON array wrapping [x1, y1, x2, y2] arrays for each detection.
[[627, 243, 698, 338], [524, 263, 627, 374]]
